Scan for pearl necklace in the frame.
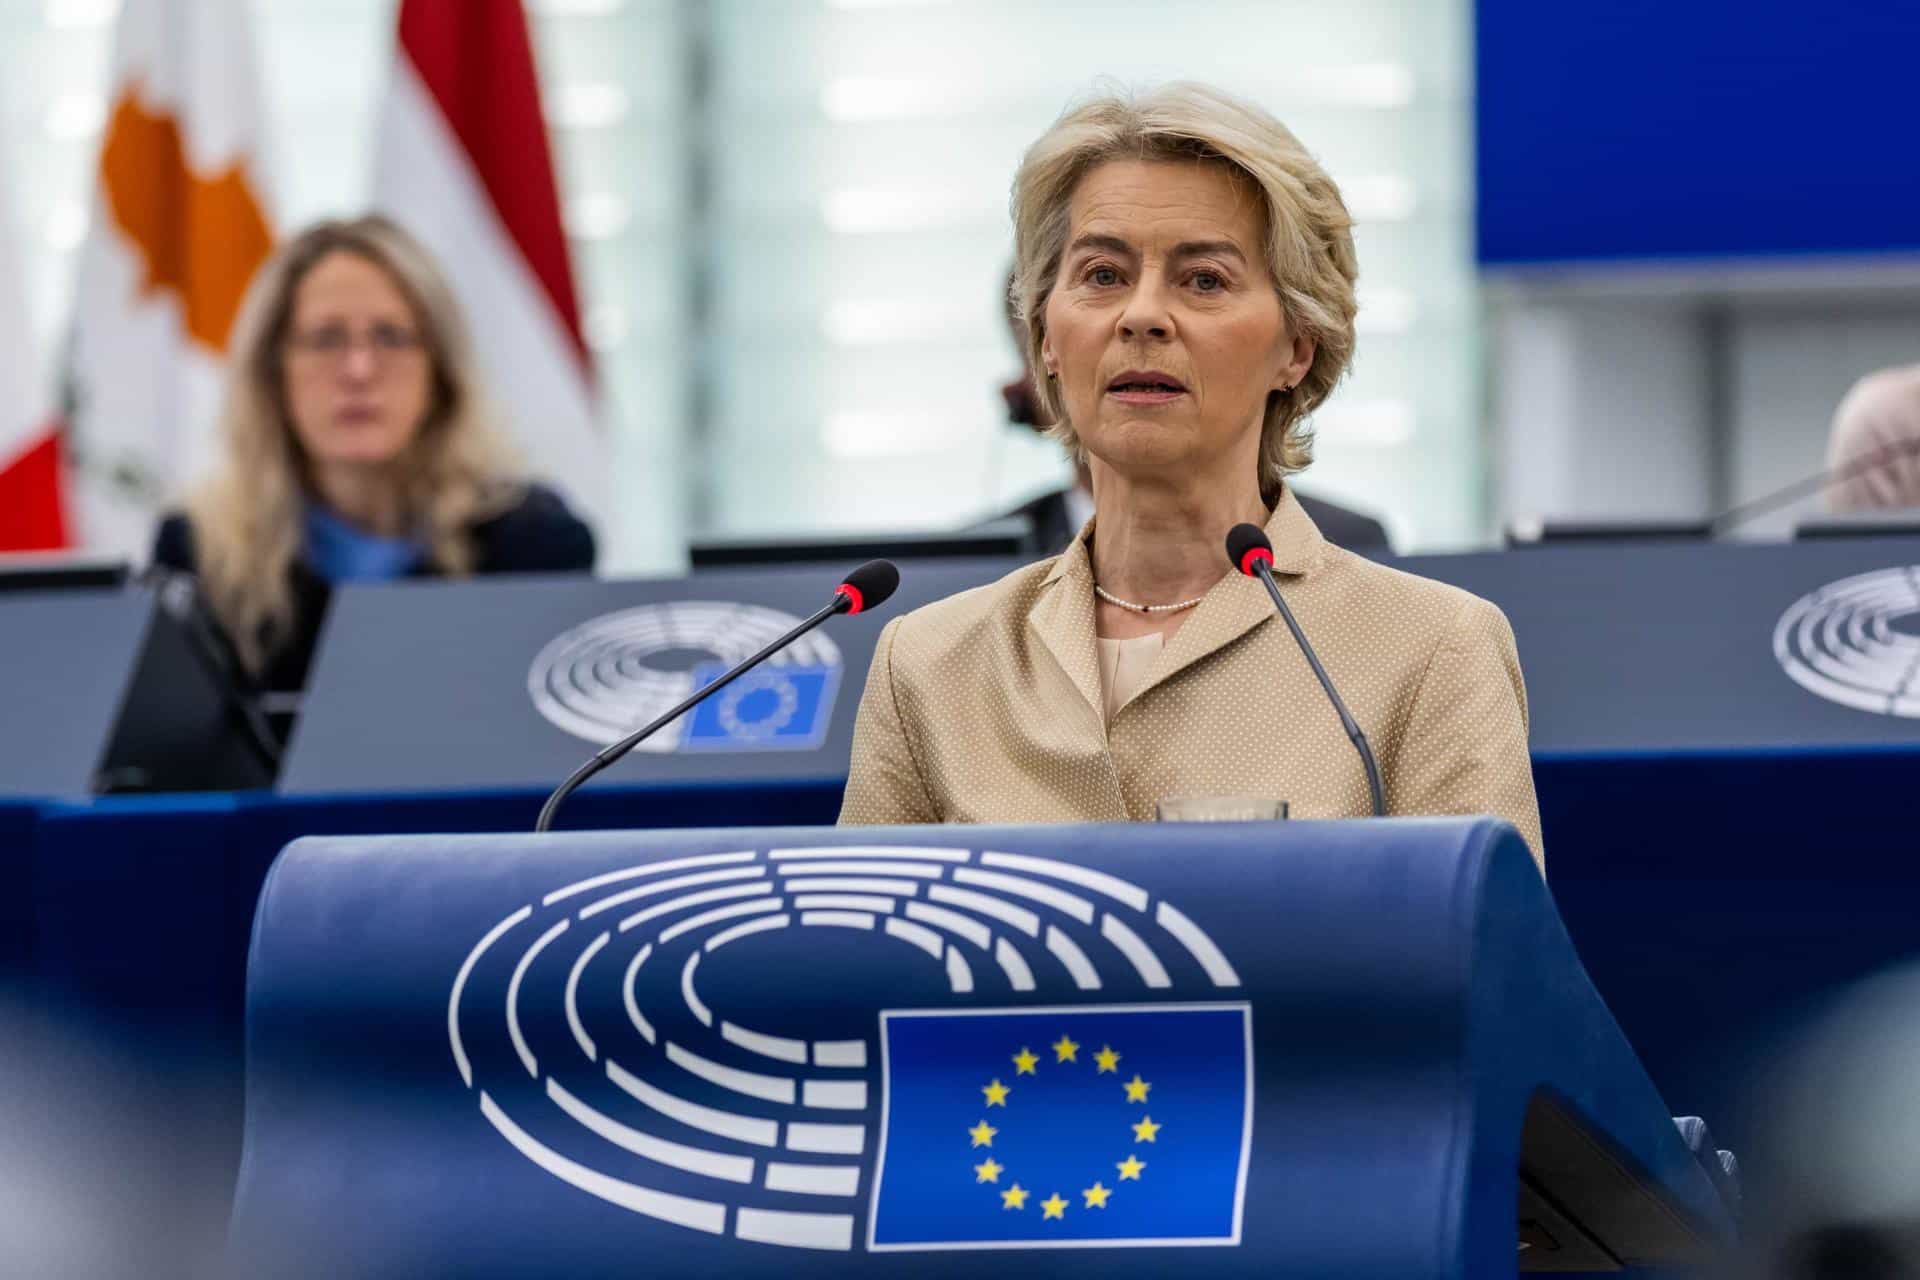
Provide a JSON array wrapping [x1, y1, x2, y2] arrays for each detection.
[[1093, 583, 1204, 615]]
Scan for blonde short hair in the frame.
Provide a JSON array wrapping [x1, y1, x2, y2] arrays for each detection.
[[185, 215, 520, 674], [1010, 82, 1359, 498]]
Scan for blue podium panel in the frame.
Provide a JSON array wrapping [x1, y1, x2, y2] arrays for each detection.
[[0, 587, 272, 799], [232, 820, 1731, 1277], [1407, 537, 1920, 754], [0, 801, 39, 980], [278, 559, 1020, 795], [0, 591, 144, 796]]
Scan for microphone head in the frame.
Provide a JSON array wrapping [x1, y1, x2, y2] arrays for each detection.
[[835, 559, 900, 615], [1225, 523, 1275, 577]]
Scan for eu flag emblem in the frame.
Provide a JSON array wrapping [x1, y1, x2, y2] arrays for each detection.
[[680, 662, 839, 752], [868, 1003, 1253, 1251]]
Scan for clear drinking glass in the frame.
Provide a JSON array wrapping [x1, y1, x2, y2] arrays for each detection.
[[1153, 797, 1289, 822]]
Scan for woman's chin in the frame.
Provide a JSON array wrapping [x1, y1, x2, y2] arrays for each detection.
[[1083, 419, 1204, 471], [308, 442, 408, 471]]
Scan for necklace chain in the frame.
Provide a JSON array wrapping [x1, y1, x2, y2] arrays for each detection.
[[1093, 583, 1205, 614]]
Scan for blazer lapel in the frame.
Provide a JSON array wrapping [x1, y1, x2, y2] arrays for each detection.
[[1116, 487, 1328, 715], [1027, 530, 1106, 724]]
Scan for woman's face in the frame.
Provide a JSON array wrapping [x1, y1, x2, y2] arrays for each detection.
[[281, 250, 433, 472], [1041, 159, 1313, 489]]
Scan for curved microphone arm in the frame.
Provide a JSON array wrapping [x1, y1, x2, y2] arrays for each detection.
[[1226, 523, 1385, 818], [1708, 434, 1920, 536], [1246, 558, 1386, 817]]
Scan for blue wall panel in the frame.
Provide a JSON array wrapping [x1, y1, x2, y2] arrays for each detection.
[[1476, 1, 1920, 264]]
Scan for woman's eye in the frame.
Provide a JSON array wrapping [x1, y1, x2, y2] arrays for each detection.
[[1088, 265, 1120, 286], [1192, 271, 1223, 292]]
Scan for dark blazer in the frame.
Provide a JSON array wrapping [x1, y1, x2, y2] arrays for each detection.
[[152, 484, 595, 693], [992, 484, 1394, 558]]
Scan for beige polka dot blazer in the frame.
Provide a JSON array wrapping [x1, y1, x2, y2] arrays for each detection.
[[838, 488, 1544, 869]]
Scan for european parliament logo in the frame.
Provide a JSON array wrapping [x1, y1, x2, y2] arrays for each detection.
[[527, 602, 844, 750], [869, 1004, 1253, 1250], [449, 841, 1253, 1255]]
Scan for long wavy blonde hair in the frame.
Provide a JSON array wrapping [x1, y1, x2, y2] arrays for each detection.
[[185, 215, 520, 674], [1011, 82, 1360, 503]]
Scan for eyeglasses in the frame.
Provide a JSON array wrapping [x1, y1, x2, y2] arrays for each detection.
[[285, 323, 424, 367]]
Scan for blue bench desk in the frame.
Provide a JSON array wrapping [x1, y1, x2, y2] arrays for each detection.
[[229, 819, 1730, 1277], [10, 747, 1917, 1276]]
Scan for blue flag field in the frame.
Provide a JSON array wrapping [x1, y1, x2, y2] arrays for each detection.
[[868, 1002, 1253, 1251], [682, 661, 839, 751]]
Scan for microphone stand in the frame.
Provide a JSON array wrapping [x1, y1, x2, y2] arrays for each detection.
[[1245, 558, 1386, 817]]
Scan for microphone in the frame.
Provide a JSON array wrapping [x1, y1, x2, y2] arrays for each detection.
[[1226, 524, 1385, 817], [534, 559, 900, 833], [1708, 434, 1920, 537]]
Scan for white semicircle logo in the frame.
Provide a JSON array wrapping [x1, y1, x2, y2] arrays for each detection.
[[1774, 566, 1920, 718]]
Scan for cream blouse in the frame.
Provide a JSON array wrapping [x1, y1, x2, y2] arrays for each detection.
[[1095, 632, 1166, 725]]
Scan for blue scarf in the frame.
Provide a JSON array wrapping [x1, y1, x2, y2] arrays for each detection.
[[303, 503, 425, 583]]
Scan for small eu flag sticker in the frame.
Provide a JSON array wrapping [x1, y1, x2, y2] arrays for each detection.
[[867, 1003, 1253, 1251], [680, 662, 839, 752]]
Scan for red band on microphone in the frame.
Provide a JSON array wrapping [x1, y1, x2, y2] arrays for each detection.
[[1238, 547, 1275, 577], [836, 583, 866, 614]]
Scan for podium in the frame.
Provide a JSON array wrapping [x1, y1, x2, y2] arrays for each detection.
[[230, 818, 1732, 1276]]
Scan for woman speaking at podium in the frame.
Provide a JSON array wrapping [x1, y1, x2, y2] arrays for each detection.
[[152, 217, 595, 694], [840, 84, 1543, 867]]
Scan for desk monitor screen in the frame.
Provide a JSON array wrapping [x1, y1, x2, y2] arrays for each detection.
[[0, 553, 129, 593], [1796, 510, 1920, 540], [1506, 519, 1713, 548], [690, 519, 1032, 568]]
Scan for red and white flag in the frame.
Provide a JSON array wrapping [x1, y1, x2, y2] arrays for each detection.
[[374, 0, 606, 529], [0, 116, 69, 551], [63, 0, 274, 555]]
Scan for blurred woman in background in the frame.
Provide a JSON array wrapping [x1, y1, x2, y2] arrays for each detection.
[[153, 215, 594, 693]]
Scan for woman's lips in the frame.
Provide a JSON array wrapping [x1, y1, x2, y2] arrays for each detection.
[[1106, 370, 1188, 404], [1107, 387, 1187, 405]]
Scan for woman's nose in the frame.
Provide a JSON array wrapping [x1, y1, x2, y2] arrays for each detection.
[[339, 345, 378, 381], [1116, 279, 1173, 340]]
